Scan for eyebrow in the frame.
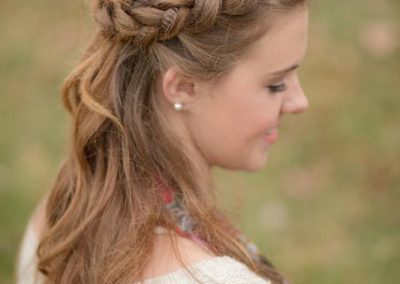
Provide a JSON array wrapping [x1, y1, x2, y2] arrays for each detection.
[[270, 64, 300, 77]]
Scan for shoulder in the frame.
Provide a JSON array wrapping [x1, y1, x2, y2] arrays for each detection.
[[141, 227, 217, 280], [141, 227, 271, 283], [25, 196, 47, 240], [141, 254, 271, 283], [17, 197, 47, 284]]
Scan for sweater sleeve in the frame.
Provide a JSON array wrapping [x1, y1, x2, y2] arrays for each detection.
[[17, 224, 271, 284], [16, 219, 45, 284], [139, 256, 271, 284]]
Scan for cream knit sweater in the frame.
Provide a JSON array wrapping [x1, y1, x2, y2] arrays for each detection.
[[17, 223, 271, 284]]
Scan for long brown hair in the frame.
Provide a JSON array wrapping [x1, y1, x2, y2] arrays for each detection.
[[37, 0, 306, 283]]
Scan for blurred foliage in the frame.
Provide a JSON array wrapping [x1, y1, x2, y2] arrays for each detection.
[[0, 0, 399, 283]]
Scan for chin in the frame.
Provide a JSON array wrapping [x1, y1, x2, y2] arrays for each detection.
[[225, 158, 268, 172], [245, 154, 269, 172], [245, 162, 268, 172], [215, 153, 269, 172]]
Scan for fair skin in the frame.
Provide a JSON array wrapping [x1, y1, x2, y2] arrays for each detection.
[[142, 7, 310, 278], [160, 6, 309, 173], [30, 200, 216, 280], [31, 6, 309, 280]]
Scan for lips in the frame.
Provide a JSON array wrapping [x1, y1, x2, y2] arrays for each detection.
[[263, 128, 279, 144]]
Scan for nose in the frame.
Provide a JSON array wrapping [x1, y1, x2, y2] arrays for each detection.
[[281, 75, 309, 114]]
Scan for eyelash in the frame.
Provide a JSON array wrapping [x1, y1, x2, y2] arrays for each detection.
[[268, 83, 287, 94]]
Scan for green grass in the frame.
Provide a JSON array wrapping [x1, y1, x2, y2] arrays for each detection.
[[1, 1, 399, 283]]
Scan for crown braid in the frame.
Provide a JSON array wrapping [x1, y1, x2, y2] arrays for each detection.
[[40, 1, 307, 283], [91, 0, 259, 46]]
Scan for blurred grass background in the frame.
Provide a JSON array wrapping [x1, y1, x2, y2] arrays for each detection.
[[0, 0, 399, 283]]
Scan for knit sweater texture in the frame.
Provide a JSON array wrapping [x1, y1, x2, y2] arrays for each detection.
[[17, 223, 271, 284]]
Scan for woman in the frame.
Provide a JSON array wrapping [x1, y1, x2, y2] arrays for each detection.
[[17, 0, 309, 283]]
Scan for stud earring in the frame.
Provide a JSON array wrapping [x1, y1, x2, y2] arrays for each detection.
[[174, 102, 183, 111]]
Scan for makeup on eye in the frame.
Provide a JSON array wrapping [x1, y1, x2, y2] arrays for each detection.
[[268, 82, 287, 93], [266, 65, 302, 94]]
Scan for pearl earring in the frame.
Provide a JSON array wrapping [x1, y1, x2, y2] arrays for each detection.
[[174, 102, 183, 111]]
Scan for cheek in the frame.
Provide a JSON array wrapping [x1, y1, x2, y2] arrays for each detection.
[[187, 84, 280, 167], [208, 98, 270, 153], [229, 98, 277, 141], [186, 96, 247, 162]]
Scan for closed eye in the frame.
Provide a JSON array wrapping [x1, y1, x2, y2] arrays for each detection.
[[268, 83, 287, 94]]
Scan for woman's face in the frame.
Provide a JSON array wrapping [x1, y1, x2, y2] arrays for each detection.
[[185, 7, 310, 171]]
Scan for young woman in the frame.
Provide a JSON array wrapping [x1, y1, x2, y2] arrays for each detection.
[[17, 0, 309, 283]]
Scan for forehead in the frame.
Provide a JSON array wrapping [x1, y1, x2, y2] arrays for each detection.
[[237, 7, 309, 74]]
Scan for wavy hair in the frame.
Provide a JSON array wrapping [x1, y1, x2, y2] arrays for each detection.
[[37, 0, 306, 283]]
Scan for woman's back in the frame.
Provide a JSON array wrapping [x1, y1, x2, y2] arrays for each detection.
[[18, 203, 270, 283]]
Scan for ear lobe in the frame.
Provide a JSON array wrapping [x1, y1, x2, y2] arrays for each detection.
[[162, 67, 196, 106]]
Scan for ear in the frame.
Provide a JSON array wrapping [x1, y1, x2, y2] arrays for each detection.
[[161, 67, 198, 111]]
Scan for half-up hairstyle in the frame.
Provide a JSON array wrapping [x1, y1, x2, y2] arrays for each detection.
[[37, 0, 307, 283]]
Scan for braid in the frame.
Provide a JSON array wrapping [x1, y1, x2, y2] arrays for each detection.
[[69, 1, 306, 283], [91, 0, 260, 47]]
